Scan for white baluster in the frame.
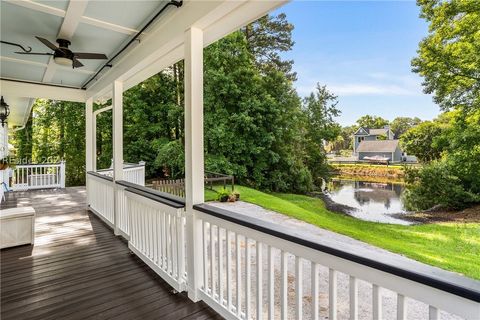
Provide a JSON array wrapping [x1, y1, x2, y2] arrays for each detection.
[[246, 237, 251, 319], [281, 250, 288, 319], [397, 294, 406, 320], [227, 230, 232, 311], [268, 246, 275, 320], [349, 276, 358, 320], [218, 227, 224, 305], [236, 233, 242, 317], [373, 284, 382, 320], [329, 269, 337, 320], [311, 262, 319, 320], [256, 241, 263, 320], [295, 256, 303, 320], [429, 306, 439, 320]]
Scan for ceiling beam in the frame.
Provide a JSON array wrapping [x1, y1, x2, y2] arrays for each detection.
[[1, 79, 86, 102], [42, 0, 90, 83], [5, 0, 138, 35]]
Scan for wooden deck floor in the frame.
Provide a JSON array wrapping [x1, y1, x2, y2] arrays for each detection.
[[1, 187, 221, 320]]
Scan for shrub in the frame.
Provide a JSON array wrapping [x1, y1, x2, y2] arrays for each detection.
[[403, 161, 479, 211], [216, 187, 231, 202]]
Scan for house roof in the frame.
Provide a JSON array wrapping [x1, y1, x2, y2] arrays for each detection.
[[354, 127, 390, 136], [356, 140, 399, 153], [368, 128, 389, 135]]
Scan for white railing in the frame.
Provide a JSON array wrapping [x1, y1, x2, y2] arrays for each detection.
[[11, 162, 65, 191], [125, 188, 186, 292], [86, 172, 114, 227], [86, 182, 480, 320], [115, 183, 129, 238], [193, 204, 480, 320], [97, 162, 145, 186]]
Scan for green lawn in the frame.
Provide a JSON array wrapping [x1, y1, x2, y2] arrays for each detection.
[[205, 186, 480, 280]]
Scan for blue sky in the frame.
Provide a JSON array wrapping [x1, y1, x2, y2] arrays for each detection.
[[273, 1, 441, 126]]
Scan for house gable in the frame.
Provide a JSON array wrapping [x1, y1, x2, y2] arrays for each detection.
[[354, 127, 369, 136]]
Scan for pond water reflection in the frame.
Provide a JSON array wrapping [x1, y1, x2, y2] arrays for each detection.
[[326, 177, 411, 225]]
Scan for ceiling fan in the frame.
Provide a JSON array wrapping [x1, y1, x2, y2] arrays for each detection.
[[15, 36, 108, 69]]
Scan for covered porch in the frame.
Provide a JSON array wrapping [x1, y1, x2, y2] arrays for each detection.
[[1, 0, 479, 319], [1, 187, 219, 320]]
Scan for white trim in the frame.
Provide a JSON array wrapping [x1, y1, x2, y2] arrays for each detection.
[[0, 79, 86, 102]]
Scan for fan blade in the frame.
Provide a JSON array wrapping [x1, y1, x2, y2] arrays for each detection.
[[35, 36, 58, 51], [14, 51, 53, 56], [73, 52, 107, 60], [72, 58, 84, 68]]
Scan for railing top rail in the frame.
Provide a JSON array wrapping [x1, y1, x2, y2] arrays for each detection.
[[87, 171, 114, 182], [96, 163, 145, 173], [116, 180, 185, 207], [194, 203, 480, 303], [14, 163, 62, 168], [124, 185, 185, 209], [204, 170, 234, 179]]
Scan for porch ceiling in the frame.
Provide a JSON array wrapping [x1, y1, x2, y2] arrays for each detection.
[[0, 0, 287, 127]]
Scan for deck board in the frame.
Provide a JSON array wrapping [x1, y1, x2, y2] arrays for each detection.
[[1, 187, 220, 320]]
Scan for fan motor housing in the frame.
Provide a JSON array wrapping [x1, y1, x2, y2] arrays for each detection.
[[54, 39, 74, 60]]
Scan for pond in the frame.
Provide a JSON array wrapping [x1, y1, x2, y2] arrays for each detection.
[[325, 177, 411, 225]]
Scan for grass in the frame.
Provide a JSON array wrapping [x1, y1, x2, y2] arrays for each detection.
[[205, 185, 480, 280]]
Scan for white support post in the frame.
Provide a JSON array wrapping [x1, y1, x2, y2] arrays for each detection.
[[60, 160, 66, 188], [112, 80, 124, 236], [85, 98, 94, 207], [92, 112, 97, 172], [85, 98, 94, 173], [184, 26, 204, 302]]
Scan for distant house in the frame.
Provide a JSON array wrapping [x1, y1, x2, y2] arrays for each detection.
[[353, 126, 403, 162]]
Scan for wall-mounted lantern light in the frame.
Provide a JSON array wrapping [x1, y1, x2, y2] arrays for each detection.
[[0, 96, 10, 127]]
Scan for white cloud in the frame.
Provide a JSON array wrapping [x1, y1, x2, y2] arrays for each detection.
[[295, 72, 425, 97], [327, 83, 415, 96]]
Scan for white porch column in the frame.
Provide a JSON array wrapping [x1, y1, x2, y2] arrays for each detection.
[[85, 97, 94, 207], [85, 98, 94, 173], [112, 80, 123, 235], [92, 113, 97, 172], [184, 26, 204, 302]]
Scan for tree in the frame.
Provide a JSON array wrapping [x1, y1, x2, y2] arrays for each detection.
[[412, 0, 480, 113], [243, 13, 296, 80], [302, 84, 341, 183], [355, 115, 389, 129], [390, 116, 422, 138], [400, 121, 446, 162]]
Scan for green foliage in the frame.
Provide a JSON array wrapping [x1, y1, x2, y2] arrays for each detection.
[[412, 0, 480, 112], [400, 120, 446, 162], [403, 110, 480, 210], [390, 116, 422, 138], [355, 115, 389, 129], [216, 187, 231, 202], [403, 162, 479, 210], [12, 99, 85, 186], [154, 140, 185, 179]]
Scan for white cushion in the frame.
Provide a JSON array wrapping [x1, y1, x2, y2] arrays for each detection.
[[1, 207, 36, 219]]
